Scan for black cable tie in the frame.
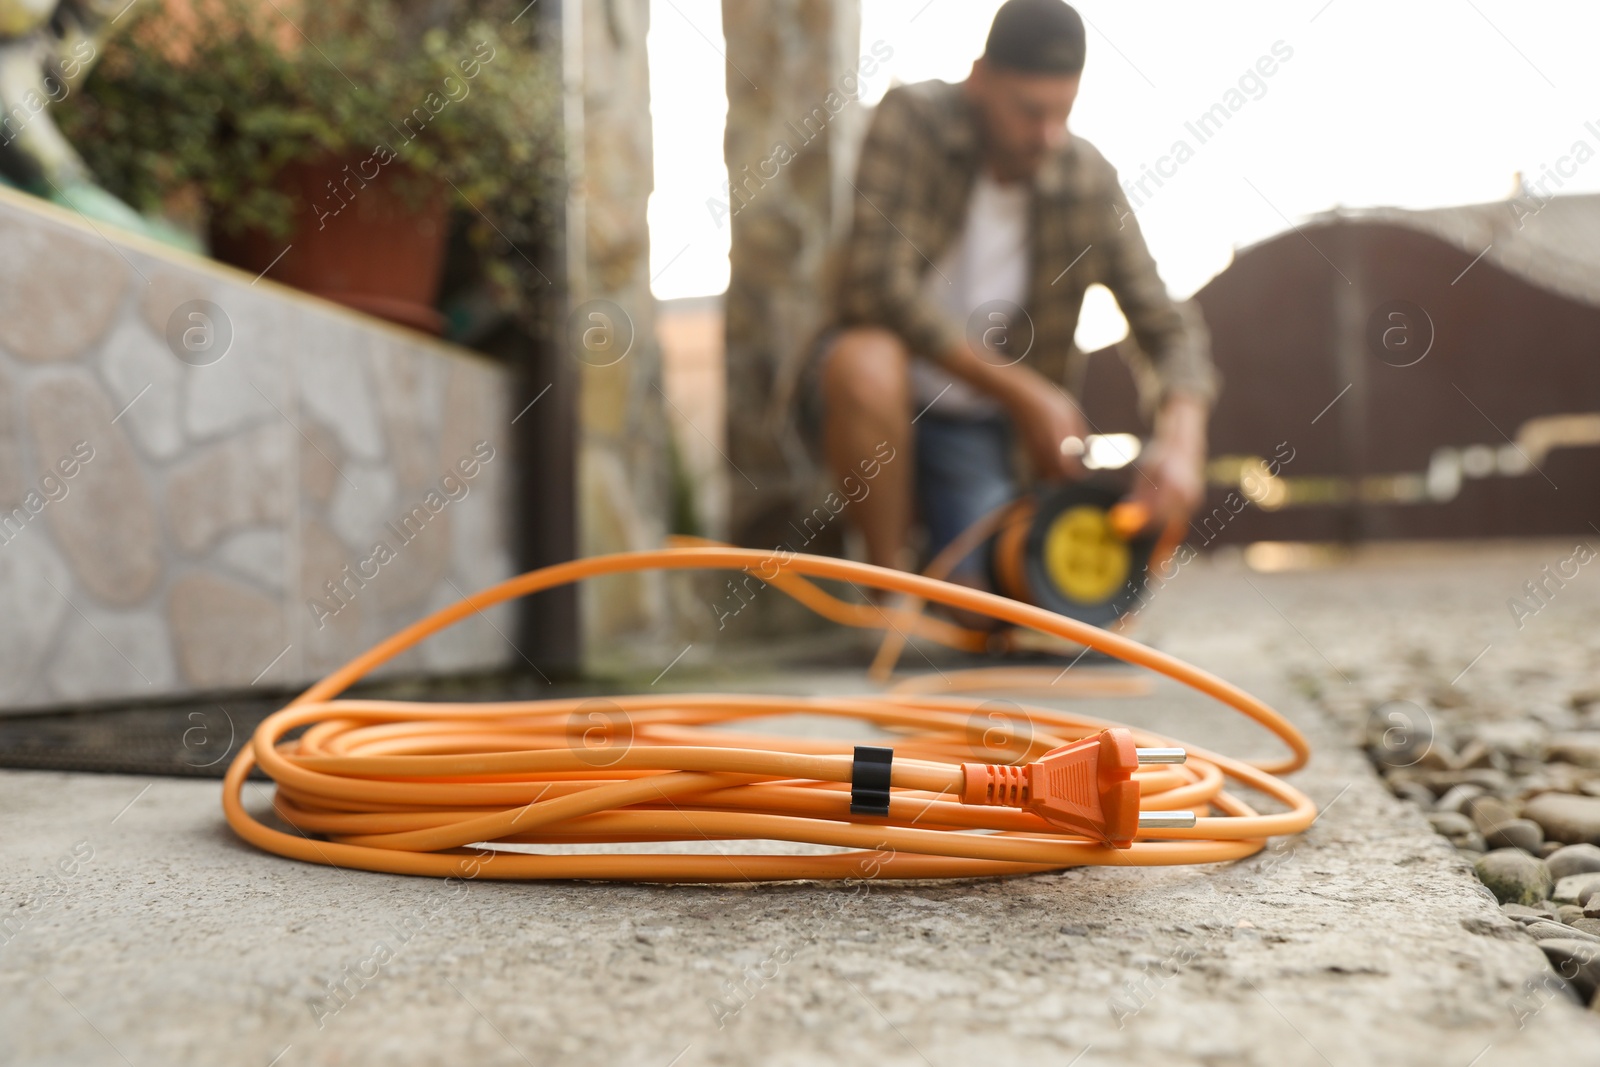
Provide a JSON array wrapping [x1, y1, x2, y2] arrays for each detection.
[[850, 745, 894, 817]]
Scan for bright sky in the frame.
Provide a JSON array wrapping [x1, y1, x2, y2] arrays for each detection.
[[647, 0, 1600, 349]]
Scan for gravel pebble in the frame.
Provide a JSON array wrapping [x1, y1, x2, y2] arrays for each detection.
[[1530, 704, 1582, 732], [1577, 919, 1600, 937], [1520, 764, 1597, 797], [1368, 705, 1434, 769], [1538, 939, 1600, 1001], [1525, 920, 1600, 944], [1547, 843, 1600, 880], [1552, 872, 1600, 905], [1559, 904, 1589, 925], [1502, 902, 1557, 923], [1428, 812, 1474, 837], [1484, 818, 1545, 853], [1454, 739, 1502, 771], [1466, 795, 1518, 835], [1525, 792, 1600, 845], [1547, 731, 1600, 770], [1476, 849, 1555, 906], [1434, 784, 1486, 814], [1391, 780, 1434, 807], [1471, 720, 1548, 760], [1416, 769, 1512, 793]]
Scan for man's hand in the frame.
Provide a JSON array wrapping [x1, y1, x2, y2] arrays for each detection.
[[940, 345, 1087, 480], [1127, 393, 1209, 527], [1003, 377, 1089, 481]]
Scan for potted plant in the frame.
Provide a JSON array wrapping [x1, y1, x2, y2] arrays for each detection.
[[56, 0, 560, 334]]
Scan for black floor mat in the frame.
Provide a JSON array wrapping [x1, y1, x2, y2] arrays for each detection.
[[0, 671, 577, 779], [0, 700, 284, 778]]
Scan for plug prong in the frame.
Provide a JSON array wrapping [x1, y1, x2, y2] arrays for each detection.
[[1136, 747, 1186, 765], [1138, 811, 1196, 829]]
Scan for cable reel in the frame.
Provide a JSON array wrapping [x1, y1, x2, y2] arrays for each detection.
[[989, 480, 1160, 628]]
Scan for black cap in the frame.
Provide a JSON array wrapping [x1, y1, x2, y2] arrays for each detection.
[[983, 0, 1087, 75]]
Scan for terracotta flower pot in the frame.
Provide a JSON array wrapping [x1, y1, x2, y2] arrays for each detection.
[[209, 155, 449, 335]]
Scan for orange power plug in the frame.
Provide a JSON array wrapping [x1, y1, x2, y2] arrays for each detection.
[[960, 728, 1189, 848], [1107, 501, 1151, 541]]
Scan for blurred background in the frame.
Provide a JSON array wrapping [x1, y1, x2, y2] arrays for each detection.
[[0, 0, 1597, 714]]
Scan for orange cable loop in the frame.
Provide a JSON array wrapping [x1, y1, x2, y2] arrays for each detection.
[[222, 546, 1316, 882]]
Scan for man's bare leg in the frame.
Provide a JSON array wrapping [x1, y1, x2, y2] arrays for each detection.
[[820, 328, 913, 571]]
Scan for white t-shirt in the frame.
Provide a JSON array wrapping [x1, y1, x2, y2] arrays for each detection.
[[910, 172, 1031, 418]]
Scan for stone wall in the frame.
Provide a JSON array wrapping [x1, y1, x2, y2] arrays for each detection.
[[0, 187, 516, 711]]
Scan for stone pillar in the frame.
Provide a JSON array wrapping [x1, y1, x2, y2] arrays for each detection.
[[721, 0, 862, 549], [563, 0, 677, 669]]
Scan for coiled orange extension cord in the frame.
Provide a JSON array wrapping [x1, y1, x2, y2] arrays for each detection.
[[222, 547, 1316, 882]]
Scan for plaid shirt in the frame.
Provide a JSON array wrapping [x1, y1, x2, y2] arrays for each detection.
[[827, 79, 1216, 413]]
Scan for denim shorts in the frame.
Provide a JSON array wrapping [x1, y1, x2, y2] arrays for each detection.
[[799, 333, 1018, 576], [914, 415, 1018, 576]]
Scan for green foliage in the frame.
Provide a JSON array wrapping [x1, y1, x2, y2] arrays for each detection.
[[58, 0, 562, 314]]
